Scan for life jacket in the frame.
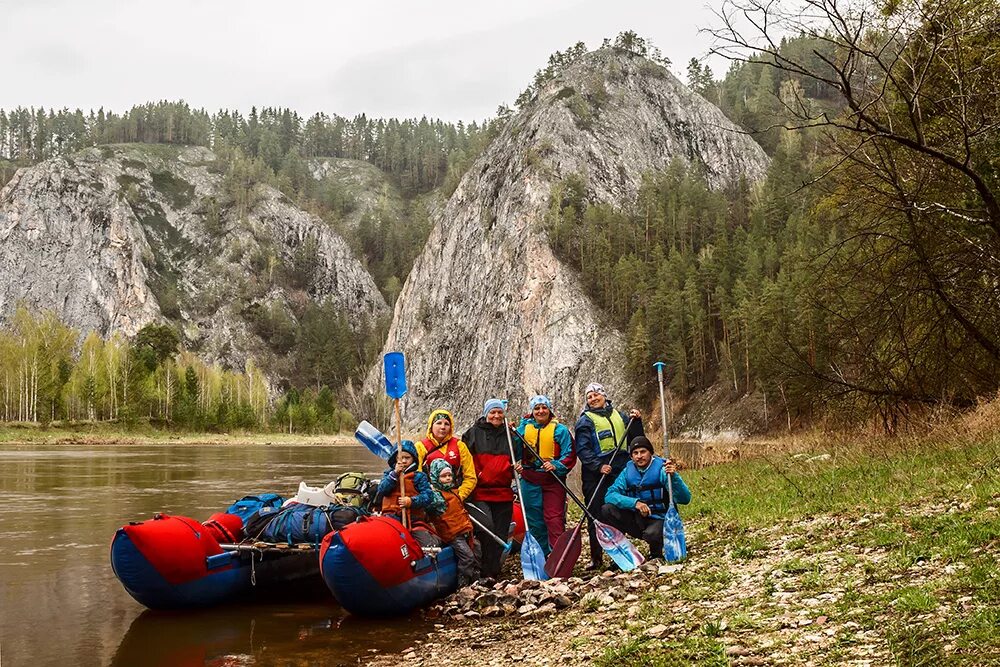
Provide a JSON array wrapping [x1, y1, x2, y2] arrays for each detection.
[[522, 420, 559, 464], [381, 472, 427, 521], [583, 409, 627, 454], [432, 490, 473, 543], [624, 456, 668, 519], [422, 437, 462, 478]]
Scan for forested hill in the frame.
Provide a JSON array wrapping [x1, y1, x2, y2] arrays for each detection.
[[0, 104, 494, 198], [567, 6, 1000, 434]]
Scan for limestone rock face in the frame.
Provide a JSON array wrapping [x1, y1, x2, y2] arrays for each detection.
[[0, 144, 387, 375], [368, 49, 769, 428]]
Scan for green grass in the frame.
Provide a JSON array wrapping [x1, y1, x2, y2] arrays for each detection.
[[594, 636, 728, 667]]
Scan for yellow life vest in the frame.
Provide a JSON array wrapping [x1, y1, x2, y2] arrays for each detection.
[[584, 410, 626, 453], [523, 420, 559, 461]]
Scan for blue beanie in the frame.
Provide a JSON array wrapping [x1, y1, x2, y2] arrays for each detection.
[[529, 395, 552, 411], [483, 398, 505, 416]]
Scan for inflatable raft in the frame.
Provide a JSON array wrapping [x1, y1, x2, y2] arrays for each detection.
[[319, 516, 457, 616], [110, 512, 324, 609]]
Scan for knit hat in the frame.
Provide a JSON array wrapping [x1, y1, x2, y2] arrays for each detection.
[[584, 383, 607, 398], [482, 398, 505, 417], [429, 458, 454, 491], [628, 436, 655, 455], [529, 395, 552, 411]]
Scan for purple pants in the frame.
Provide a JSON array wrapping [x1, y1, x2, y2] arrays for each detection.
[[520, 468, 567, 554]]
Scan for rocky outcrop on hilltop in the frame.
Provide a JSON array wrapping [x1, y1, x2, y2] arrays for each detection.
[[0, 144, 387, 375], [308, 157, 405, 233], [367, 49, 769, 426]]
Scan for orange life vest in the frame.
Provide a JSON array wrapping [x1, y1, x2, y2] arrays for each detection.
[[380, 473, 426, 521], [432, 490, 473, 543]]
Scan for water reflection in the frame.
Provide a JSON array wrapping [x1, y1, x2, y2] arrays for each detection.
[[0, 442, 392, 667], [111, 604, 426, 667]]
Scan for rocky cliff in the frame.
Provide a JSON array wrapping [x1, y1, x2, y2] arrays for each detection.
[[367, 49, 770, 428], [0, 144, 388, 375]]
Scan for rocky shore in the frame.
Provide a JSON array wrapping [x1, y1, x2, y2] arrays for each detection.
[[362, 495, 998, 666]]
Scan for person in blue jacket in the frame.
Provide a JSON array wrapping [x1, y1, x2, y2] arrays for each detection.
[[374, 440, 443, 523], [602, 436, 691, 560], [575, 382, 644, 570]]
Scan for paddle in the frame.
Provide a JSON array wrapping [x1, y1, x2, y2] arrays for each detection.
[[547, 417, 644, 575], [355, 420, 395, 459], [655, 361, 687, 562], [384, 352, 408, 528], [502, 403, 548, 581], [512, 429, 644, 576], [466, 512, 513, 552]]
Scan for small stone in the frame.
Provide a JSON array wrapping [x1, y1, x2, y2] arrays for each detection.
[[624, 594, 639, 602], [645, 624, 670, 639], [517, 603, 537, 615], [404, 651, 417, 659], [815, 615, 828, 625]]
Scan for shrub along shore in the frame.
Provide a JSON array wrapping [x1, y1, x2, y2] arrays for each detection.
[[365, 407, 1000, 666]]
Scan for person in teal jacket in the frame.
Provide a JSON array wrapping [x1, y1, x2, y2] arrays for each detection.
[[602, 436, 690, 560], [515, 395, 576, 555]]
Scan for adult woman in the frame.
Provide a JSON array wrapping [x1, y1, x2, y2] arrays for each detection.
[[462, 398, 518, 579], [417, 409, 477, 501], [516, 395, 575, 555]]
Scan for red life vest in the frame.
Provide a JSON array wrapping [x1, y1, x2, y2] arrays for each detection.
[[422, 437, 462, 474]]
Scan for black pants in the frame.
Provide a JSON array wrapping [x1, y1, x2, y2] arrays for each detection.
[[582, 465, 625, 565], [468, 500, 513, 579], [450, 532, 481, 586], [601, 503, 664, 557]]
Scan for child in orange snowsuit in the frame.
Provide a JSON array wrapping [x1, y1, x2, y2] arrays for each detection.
[[428, 459, 480, 586]]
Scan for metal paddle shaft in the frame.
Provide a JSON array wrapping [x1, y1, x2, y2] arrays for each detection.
[[466, 513, 512, 550], [503, 407, 548, 581], [655, 361, 687, 562], [547, 418, 641, 574]]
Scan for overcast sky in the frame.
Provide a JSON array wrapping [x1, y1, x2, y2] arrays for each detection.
[[1, 0, 730, 123]]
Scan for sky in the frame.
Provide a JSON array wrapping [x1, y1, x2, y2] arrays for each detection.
[[0, 0, 731, 123]]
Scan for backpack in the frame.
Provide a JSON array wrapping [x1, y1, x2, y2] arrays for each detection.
[[260, 503, 368, 545], [225, 493, 284, 525]]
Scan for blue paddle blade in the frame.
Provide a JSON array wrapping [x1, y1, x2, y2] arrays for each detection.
[[595, 520, 645, 572], [355, 420, 394, 459], [663, 506, 687, 562], [520, 531, 549, 581], [383, 352, 407, 399]]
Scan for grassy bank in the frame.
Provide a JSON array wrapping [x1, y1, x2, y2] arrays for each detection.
[[369, 426, 1000, 666]]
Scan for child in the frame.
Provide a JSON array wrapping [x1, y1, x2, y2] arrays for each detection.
[[428, 459, 480, 586], [376, 441, 441, 523], [418, 409, 477, 501]]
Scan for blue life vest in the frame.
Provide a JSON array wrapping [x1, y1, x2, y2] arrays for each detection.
[[624, 456, 668, 519]]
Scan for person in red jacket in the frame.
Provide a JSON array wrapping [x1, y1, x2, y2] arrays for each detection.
[[462, 398, 519, 579]]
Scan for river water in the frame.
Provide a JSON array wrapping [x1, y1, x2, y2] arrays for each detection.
[[0, 441, 431, 667]]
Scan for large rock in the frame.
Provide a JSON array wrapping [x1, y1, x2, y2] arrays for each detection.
[[367, 49, 769, 427], [0, 144, 388, 376]]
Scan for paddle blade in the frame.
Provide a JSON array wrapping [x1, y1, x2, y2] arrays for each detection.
[[354, 420, 394, 459], [595, 520, 645, 572], [663, 506, 687, 562], [520, 531, 549, 581], [383, 352, 407, 399], [544, 525, 582, 578]]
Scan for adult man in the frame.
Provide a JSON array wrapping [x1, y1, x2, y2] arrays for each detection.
[[574, 382, 644, 570], [516, 395, 575, 555], [602, 436, 691, 560]]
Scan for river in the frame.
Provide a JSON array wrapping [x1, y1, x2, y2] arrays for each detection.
[[0, 441, 432, 667]]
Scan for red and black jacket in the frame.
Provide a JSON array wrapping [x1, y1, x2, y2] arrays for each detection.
[[462, 417, 519, 503]]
